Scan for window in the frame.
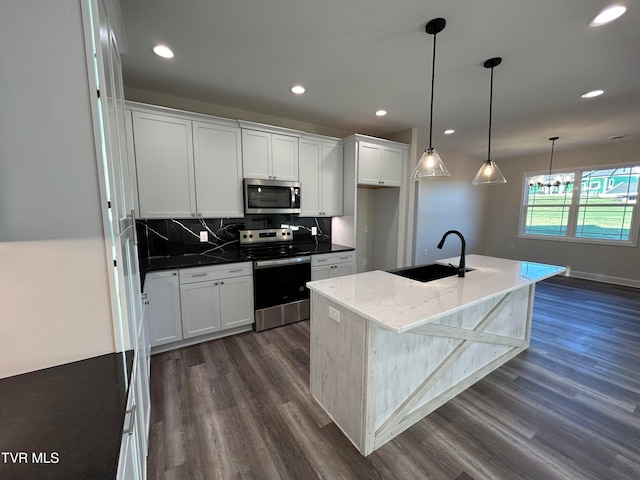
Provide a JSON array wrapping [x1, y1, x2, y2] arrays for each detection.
[[521, 164, 639, 245]]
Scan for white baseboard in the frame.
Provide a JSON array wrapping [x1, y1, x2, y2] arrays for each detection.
[[565, 269, 640, 289]]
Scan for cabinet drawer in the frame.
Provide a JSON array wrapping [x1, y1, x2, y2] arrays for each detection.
[[311, 251, 355, 267], [179, 262, 252, 284]]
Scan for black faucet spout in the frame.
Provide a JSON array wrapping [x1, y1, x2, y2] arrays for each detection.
[[436, 230, 466, 277]]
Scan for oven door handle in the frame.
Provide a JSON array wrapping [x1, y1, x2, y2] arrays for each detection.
[[254, 256, 311, 269]]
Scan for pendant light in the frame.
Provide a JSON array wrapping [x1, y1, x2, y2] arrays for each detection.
[[528, 136, 572, 189], [411, 18, 450, 179], [472, 57, 507, 185]]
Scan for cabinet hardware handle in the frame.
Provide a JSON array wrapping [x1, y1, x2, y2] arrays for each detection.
[[339, 256, 350, 260], [317, 259, 327, 262], [191, 213, 196, 217], [228, 269, 243, 273], [220, 281, 224, 285], [191, 273, 208, 277], [123, 404, 136, 436], [214, 281, 219, 285], [172, 272, 177, 276]]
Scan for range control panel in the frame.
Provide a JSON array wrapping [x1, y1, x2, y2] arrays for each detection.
[[239, 228, 293, 246]]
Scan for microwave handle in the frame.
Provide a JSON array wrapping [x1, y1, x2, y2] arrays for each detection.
[[291, 187, 295, 206]]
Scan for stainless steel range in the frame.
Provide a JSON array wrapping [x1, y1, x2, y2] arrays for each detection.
[[240, 228, 311, 332]]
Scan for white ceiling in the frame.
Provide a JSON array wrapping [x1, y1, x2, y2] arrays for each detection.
[[119, 0, 640, 160]]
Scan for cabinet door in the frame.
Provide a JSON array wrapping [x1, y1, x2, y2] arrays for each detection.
[[242, 129, 271, 179], [380, 146, 403, 186], [180, 281, 221, 338], [321, 142, 343, 216], [220, 276, 254, 329], [357, 142, 382, 185], [193, 121, 243, 217], [271, 134, 299, 181], [311, 265, 332, 281], [299, 139, 321, 216], [332, 263, 356, 278], [145, 271, 182, 347], [135, 300, 150, 466], [117, 367, 142, 480], [133, 112, 196, 218]]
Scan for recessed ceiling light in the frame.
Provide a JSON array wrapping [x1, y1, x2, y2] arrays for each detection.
[[375, 110, 388, 117], [444, 129, 455, 135], [581, 89, 604, 98], [290, 85, 305, 94], [589, 4, 627, 26], [152, 44, 174, 59]]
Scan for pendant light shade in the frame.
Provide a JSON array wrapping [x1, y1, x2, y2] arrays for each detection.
[[412, 18, 450, 179], [412, 148, 449, 178], [471, 159, 506, 185], [472, 57, 507, 185]]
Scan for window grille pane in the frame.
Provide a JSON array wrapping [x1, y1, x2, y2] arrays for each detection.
[[580, 168, 639, 201], [524, 206, 570, 236], [576, 205, 634, 240]]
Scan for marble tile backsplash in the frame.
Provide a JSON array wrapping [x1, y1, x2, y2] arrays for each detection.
[[136, 216, 332, 259]]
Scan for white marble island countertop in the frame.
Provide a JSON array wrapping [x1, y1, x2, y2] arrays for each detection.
[[306, 254, 565, 333]]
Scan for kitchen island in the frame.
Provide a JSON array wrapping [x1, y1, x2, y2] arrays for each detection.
[[306, 255, 565, 456]]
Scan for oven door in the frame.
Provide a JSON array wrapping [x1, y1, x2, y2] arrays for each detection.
[[253, 256, 311, 331]]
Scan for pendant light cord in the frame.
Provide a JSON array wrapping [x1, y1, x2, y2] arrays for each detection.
[[548, 137, 556, 179], [428, 32, 437, 150], [487, 65, 494, 161]]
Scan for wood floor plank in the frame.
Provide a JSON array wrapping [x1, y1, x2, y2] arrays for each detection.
[[147, 276, 640, 479]]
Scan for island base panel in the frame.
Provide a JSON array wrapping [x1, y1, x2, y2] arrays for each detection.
[[310, 284, 535, 456]]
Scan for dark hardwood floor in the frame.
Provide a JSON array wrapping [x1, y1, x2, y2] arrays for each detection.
[[147, 276, 640, 479]]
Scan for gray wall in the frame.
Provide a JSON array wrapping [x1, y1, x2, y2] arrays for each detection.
[[481, 138, 640, 286], [0, 0, 116, 377], [413, 150, 487, 265]]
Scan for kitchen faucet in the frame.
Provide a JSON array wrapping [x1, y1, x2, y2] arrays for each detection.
[[437, 230, 466, 277]]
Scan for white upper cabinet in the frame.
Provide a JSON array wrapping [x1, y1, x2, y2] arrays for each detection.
[[193, 121, 243, 218], [241, 129, 271, 179], [357, 141, 403, 187], [129, 104, 243, 218], [132, 111, 196, 218], [299, 136, 343, 217], [240, 123, 300, 181]]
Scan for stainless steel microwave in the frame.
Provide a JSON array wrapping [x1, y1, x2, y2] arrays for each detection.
[[243, 178, 301, 215]]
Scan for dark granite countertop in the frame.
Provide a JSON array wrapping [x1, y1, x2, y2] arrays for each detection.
[[0, 352, 133, 480], [143, 243, 354, 272]]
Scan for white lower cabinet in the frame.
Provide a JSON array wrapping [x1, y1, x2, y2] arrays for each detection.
[[117, 375, 141, 480], [180, 280, 222, 338], [145, 262, 254, 350], [117, 299, 150, 480], [145, 270, 182, 347], [219, 276, 255, 329], [311, 251, 356, 281], [180, 263, 253, 338]]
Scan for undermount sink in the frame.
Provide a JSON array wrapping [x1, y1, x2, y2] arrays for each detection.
[[387, 263, 471, 283]]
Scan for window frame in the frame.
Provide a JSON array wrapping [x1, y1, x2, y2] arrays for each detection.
[[518, 161, 639, 247]]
